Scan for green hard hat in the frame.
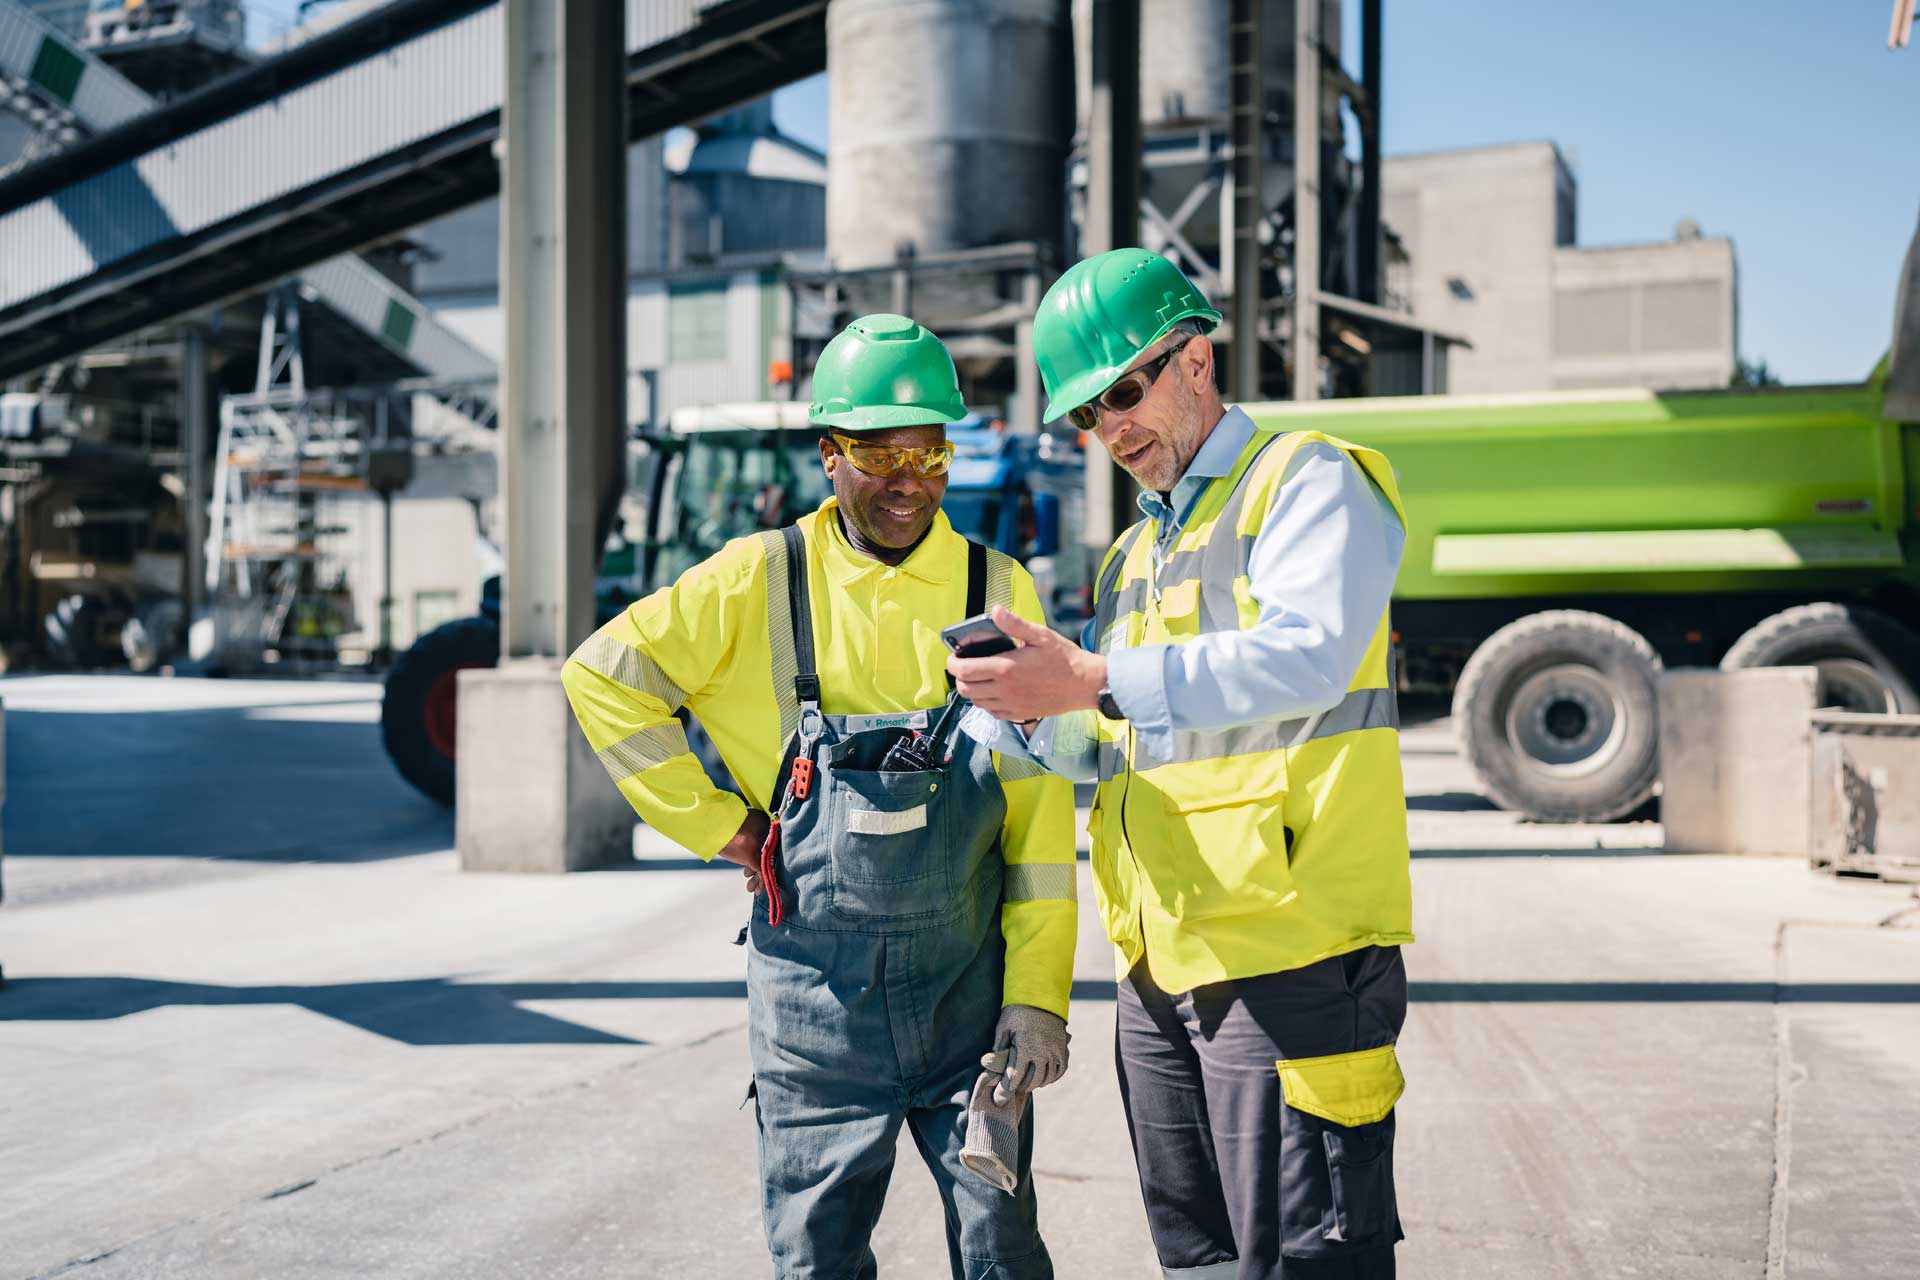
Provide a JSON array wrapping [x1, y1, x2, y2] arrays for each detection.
[[808, 313, 967, 432], [1033, 249, 1222, 423]]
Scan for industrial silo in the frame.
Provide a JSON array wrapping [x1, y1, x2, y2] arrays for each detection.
[[1071, 0, 1346, 257], [665, 101, 827, 265], [826, 0, 1074, 269], [1086, 0, 1345, 134]]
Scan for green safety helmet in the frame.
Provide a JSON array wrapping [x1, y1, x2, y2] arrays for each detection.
[[1033, 249, 1222, 423], [808, 313, 968, 433]]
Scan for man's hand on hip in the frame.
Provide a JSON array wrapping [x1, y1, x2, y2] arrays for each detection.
[[714, 810, 771, 894], [947, 606, 1107, 721]]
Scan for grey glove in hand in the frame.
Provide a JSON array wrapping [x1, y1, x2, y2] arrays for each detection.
[[981, 1004, 1069, 1105]]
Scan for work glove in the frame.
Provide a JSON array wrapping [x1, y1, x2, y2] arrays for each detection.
[[981, 1004, 1069, 1105], [960, 1048, 1027, 1195]]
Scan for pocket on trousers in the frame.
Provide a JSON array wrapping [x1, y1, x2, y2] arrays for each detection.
[[1323, 1120, 1394, 1243], [1275, 1042, 1403, 1127], [1276, 1043, 1404, 1253]]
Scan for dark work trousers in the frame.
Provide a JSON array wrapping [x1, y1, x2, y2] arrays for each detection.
[[1115, 946, 1408, 1279]]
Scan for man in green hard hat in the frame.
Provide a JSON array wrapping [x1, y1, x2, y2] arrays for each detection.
[[564, 313, 1077, 1278], [950, 251, 1414, 1278]]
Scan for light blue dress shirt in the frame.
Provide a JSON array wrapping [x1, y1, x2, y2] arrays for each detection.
[[960, 405, 1405, 781]]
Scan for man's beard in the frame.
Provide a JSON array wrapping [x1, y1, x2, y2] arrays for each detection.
[[1116, 406, 1198, 492]]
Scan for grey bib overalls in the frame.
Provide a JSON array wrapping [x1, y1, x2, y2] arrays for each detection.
[[743, 527, 1052, 1280]]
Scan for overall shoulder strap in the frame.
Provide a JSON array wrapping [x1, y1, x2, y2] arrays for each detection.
[[945, 538, 989, 694], [780, 525, 819, 709], [965, 538, 987, 620]]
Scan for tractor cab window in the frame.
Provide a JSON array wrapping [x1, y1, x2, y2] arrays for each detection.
[[649, 430, 830, 592]]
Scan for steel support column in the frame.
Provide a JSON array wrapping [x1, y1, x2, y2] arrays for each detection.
[[1014, 268, 1042, 434], [499, 0, 627, 659], [1082, 0, 1141, 549], [460, 0, 631, 874], [1357, 0, 1382, 305], [1291, 0, 1321, 401], [179, 323, 209, 626], [1228, 0, 1264, 404]]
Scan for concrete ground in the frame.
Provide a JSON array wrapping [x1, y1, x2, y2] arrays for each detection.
[[2, 675, 1917, 1279]]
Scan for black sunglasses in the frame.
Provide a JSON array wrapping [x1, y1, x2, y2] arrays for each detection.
[[1067, 337, 1193, 434]]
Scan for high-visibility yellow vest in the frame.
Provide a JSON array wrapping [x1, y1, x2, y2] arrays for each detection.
[[1089, 429, 1414, 993], [562, 502, 1079, 1019]]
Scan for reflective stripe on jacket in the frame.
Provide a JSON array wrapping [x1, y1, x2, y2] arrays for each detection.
[[561, 499, 1078, 1019], [1089, 429, 1413, 993]]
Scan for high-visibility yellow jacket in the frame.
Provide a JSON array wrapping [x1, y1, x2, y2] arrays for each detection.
[[561, 499, 1078, 1020], [1089, 429, 1413, 994]]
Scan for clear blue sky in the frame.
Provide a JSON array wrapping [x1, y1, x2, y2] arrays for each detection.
[[769, 2, 1917, 385]]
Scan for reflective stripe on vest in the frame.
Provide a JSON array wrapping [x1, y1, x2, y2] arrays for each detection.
[[1095, 684, 1398, 779]]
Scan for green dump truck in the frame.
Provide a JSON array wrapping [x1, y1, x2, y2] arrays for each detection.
[[1244, 230, 1920, 824]]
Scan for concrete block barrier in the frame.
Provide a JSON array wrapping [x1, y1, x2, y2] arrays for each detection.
[[455, 662, 634, 873], [1809, 711, 1920, 880], [1659, 667, 1819, 855]]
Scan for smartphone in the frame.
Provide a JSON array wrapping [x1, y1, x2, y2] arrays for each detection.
[[941, 612, 1017, 658]]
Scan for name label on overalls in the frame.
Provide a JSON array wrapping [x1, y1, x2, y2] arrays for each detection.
[[846, 805, 929, 836], [840, 710, 931, 735]]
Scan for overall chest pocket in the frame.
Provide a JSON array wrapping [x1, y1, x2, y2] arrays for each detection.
[[824, 757, 953, 923]]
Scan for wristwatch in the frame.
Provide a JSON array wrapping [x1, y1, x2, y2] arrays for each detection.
[[1096, 686, 1125, 721]]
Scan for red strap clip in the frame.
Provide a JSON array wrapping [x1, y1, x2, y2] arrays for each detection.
[[790, 756, 814, 801], [759, 818, 785, 927]]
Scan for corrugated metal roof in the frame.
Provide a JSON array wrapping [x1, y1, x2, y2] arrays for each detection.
[[0, 1, 724, 315], [301, 257, 496, 380], [0, 0, 147, 128], [0, 0, 819, 376], [0, 0, 492, 381], [629, 0, 701, 50], [0, 7, 502, 312]]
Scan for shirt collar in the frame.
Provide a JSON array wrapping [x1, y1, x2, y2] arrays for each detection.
[[1136, 405, 1258, 520], [811, 497, 957, 587]]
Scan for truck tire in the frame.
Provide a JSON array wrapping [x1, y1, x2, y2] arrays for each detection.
[[43, 593, 114, 669], [381, 616, 500, 805], [1453, 610, 1662, 823], [1720, 603, 1920, 713], [122, 599, 182, 673]]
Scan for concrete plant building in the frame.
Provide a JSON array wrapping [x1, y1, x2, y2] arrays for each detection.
[[1383, 140, 1738, 393], [407, 102, 823, 430]]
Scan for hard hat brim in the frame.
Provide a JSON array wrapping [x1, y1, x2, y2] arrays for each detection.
[[1039, 310, 1221, 423], [811, 403, 967, 432]]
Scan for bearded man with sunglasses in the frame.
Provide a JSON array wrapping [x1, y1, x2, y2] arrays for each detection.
[[951, 251, 1413, 1280], [564, 313, 1076, 1279]]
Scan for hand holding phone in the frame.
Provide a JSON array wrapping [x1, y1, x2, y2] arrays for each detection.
[[941, 612, 1017, 658]]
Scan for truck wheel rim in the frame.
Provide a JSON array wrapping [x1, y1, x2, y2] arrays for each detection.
[[1812, 658, 1895, 714], [1505, 664, 1626, 777]]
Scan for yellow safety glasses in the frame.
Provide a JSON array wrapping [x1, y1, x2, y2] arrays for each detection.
[[829, 432, 956, 478]]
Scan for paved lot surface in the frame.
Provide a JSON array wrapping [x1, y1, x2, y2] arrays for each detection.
[[2, 675, 1916, 1279]]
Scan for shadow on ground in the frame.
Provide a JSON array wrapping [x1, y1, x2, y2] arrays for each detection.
[[1411, 846, 1673, 859], [7, 974, 1919, 1047], [0, 976, 652, 1045], [3, 702, 450, 862], [1406, 791, 1501, 812]]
